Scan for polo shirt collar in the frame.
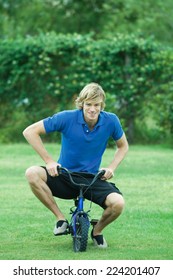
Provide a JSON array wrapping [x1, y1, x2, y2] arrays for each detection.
[[77, 109, 105, 127]]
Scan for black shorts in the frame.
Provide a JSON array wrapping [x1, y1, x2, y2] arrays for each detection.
[[42, 167, 122, 209]]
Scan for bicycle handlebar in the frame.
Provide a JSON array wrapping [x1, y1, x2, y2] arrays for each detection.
[[57, 166, 105, 187]]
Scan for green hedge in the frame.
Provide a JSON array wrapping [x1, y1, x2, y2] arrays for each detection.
[[0, 32, 173, 143]]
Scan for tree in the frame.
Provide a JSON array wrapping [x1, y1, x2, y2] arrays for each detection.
[[100, 0, 173, 46], [0, 0, 173, 46]]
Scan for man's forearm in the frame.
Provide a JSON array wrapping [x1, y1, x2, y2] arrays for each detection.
[[108, 146, 128, 172]]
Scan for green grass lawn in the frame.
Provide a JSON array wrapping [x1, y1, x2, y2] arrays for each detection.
[[0, 144, 173, 260]]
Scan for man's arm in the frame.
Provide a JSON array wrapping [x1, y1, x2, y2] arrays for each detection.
[[23, 120, 59, 176], [101, 133, 129, 180]]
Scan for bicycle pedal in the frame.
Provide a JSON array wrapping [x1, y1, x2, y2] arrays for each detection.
[[90, 219, 99, 226]]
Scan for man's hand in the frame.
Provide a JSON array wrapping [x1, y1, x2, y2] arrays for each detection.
[[100, 168, 114, 180], [46, 161, 61, 177]]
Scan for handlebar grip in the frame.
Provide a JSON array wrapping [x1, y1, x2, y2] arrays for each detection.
[[57, 165, 66, 175], [98, 169, 106, 177], [57, 165, 61, 173]]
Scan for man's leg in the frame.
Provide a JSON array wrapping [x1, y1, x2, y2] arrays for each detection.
[[25, 166, 65, 221], [93, 192, 125, 236]]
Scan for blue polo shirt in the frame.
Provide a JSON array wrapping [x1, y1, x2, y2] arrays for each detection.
[[43, 109, 124, 173]]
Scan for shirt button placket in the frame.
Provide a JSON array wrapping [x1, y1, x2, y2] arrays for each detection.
[[84, 124, 89, 133]]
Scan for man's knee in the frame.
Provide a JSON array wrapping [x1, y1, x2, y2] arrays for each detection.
[[105, 193, 125, 215], [25, 166, 46, 184], [25, 166, 37, 184]]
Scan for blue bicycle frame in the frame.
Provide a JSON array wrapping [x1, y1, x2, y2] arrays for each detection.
[[57, 166, 105, 251], [70, 188, 90, 236]]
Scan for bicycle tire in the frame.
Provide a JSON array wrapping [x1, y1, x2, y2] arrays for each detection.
[[73, 216, 89, 252]]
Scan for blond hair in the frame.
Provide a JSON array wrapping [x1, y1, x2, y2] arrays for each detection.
[[75, 83, 106, 110]]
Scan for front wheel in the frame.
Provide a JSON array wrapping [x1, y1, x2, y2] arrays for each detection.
[[73, 216, 89, 252]]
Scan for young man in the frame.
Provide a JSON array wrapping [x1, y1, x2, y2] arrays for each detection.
[[23, 82, 128, 248]]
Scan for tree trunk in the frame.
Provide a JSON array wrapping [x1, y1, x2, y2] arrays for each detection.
[[126, 118, 134, 144]]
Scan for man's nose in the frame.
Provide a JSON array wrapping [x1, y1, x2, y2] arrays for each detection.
[[90, 106, 96, 112]]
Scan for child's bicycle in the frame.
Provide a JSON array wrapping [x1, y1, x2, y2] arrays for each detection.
[[57, 166, 105, 252]]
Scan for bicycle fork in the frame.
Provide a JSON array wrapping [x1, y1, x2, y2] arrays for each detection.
[[71, 189, 90, 236]]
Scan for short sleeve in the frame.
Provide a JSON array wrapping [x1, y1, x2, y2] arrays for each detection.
[[110, 114, 124, 141], [43, 111, 67, 133]]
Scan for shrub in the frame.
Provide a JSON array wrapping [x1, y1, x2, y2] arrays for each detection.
[[0, 32, 172, 143]]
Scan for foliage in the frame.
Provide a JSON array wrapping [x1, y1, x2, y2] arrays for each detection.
[[0, 33, 92, 122], [149, 49, 173, 135], [0, 0, 173, 46], [101, 0, 173, 46], [0, 32, 173, 143], [0, 33, 173, 143], [0, 0, 173, 144], [0, 0, 106, 38]]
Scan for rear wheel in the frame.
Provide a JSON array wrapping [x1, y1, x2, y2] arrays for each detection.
[[73, 216, 89, 252]]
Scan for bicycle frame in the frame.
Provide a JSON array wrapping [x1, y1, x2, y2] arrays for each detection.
[[57, 166, 105, 251], [70, 188, 90, 237]]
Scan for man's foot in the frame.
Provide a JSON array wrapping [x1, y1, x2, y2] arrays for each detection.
[[91, 229, 107, 248], [53, 220, 69, 236]]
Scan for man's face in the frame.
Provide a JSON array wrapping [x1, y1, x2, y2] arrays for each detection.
[[83, 99, 102, 124]]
